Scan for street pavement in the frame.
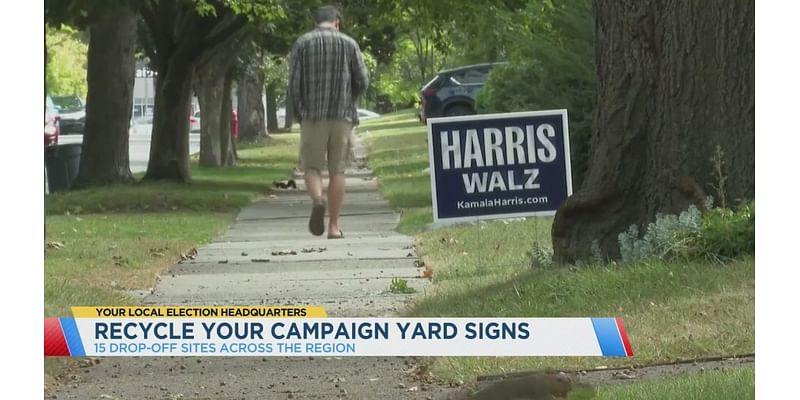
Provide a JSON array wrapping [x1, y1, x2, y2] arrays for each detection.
[[57, 123, 200, 174], [49, 134, 468, 400]]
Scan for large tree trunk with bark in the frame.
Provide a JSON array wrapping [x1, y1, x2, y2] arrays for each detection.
[[143, 53, 194, 182], [72, 3, 137, 188], [265, 82, 279, 132], [138, 1, 249, 181], [552, 0, 754, 263], [237, 66, 267, 140]]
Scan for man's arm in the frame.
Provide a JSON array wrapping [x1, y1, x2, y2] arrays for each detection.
[[350, 42, 369, 99], [287, 40, 304, 121]]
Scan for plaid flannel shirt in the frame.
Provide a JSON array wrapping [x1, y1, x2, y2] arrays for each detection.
[[288, 27, 369, 124]]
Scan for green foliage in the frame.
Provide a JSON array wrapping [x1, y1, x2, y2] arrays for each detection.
[[261, 54, 289, 103], [698, 200, 755, 260], [476, 0, 593, 188], [442, 1, 532, 65], [196, 0, 286, 20], [527, 242, 554, 269], [389, 278, 416, 294], [618, 200, 755, 263], [594, 367, 754, 400], [618, 206, 703, 263], [45, 25, 88, 97], [374, 37, 448, 107]]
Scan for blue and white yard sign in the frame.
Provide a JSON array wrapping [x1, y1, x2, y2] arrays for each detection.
[[427, 110, 573, 222]]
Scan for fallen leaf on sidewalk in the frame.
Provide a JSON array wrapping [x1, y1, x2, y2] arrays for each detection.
[[78, 358, 101, 368], [46, 241, 65, 250], [613, 370, 637, 380], [218, 260, 228, 264], [251, 258, 271, 263], [271, 249, 297, 256], [181, 248, 198, 261], [301, 247, 327, 253]]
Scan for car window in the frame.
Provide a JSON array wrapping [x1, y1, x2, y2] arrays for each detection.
[[458, 68, 490, 84], [421, 75, 442, 90], [53, 96, 84, 111]]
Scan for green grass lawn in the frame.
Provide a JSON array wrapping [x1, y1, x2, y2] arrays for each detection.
[[361, 111, 755, 384], [360, 110, 433, 233], [592, 367, 754, 400], [44, 134, 300, 316]]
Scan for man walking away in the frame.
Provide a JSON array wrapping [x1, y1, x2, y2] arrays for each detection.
[[288, 5, 369, 238]]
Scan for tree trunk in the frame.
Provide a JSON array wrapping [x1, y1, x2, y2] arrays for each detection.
[[551, 0, 754, 263], [143, 52, 194, 182], [194, 29, 249, 167], [195, 56, 230, 167], [220, 71, 236, 166], [283, 95, 294, 130], [237, 67, 267, 140], [265, 82, 279, 132], [72, 3, 137, 188]]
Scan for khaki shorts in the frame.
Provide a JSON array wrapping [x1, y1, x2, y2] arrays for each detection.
[[300, 120, 353, 174]]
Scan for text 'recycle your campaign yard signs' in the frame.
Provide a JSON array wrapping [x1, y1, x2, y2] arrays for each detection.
[[44, 307, 634, 358], [426, 110, 573, 222]]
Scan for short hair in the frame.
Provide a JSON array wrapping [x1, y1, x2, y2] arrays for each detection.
[[314, 5, 341, 24]]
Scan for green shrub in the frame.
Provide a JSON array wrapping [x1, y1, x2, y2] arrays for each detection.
[[698, 200, 755, 260], [617, 199, 755, 263], [618, 205, 703, 263], [476, 0, 594, 188]]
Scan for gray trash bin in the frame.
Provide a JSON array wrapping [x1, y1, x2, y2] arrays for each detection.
[[46, 143, 82, 192]]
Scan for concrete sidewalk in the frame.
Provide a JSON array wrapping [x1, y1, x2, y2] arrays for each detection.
[[51, 138, 465, 399]]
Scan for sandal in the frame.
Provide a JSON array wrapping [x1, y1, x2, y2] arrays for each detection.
[[327, 230, 345, 239], [308, 202, 326, 236]]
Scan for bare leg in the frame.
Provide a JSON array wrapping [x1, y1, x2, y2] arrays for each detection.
[[304, 169, 324, 204], [327, 173, 346, 235]]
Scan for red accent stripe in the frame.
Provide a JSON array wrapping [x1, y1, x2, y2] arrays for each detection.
[[615, 317, 634, 357], [44, 318, 70, 356]]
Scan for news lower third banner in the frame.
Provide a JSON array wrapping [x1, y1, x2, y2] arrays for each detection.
[[45, 307, 633, 358]]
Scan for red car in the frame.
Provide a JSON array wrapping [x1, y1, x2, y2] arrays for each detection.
[[190, 110, 239, 137], [45, 96, 60, 146]]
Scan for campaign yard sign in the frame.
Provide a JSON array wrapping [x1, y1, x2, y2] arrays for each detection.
[[426, 110, 572, 222]]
